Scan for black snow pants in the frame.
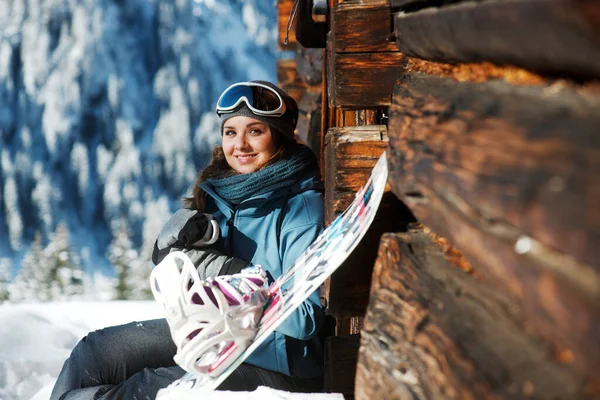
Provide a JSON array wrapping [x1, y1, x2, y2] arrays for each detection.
[[50, 318, 323, 400]]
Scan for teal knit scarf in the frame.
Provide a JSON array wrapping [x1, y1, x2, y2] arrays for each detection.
[[203, 145, 318, 205]]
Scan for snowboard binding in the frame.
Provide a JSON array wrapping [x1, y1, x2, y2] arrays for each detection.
[[150, 251, 269, 377]]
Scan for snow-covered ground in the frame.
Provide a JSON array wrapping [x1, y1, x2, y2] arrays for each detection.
[[0, 301, 343, 400]]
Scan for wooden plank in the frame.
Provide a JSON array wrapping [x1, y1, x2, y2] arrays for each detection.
[[296, 47, 324, 86], [277, 59, 308, 105], [321, 43, 331, 169], [278, 0, 297, 50], [323, 125, 416, 318], [332, 0, 397, 53], [355, 110, 379, 126], [387, 72, 600, 384], [356, 229, 593, 400], [389, 72, 600, 277], [296, 91, 323, 156], [394, 0, 600, 80], [327, 50, 405, 108], [324, 125, 389, 223], [324, 334, 361, 399]]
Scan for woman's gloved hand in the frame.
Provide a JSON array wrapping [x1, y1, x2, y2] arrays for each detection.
[[152, 209, 249, 279]]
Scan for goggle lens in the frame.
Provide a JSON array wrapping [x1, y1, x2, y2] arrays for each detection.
[[217, 85, 254, 110], [216, 83, 285, 116]]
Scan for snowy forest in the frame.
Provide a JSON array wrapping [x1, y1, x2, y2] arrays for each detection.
[[0, 0, 280, 303]]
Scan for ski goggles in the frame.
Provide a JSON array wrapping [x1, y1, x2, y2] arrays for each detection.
[[216, 82, 287, 117]]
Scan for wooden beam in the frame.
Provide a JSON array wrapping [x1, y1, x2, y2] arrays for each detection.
[[277, 59, 308, 105], [327, 48, 405, 109], [296, 47, 325, 86], [296, 90, 323, 157], [323, 125, 416, 318], [356, 229, 594, 400], [324, 334, 361, 399], [332, 0, 397, 53], [324, 125, 389, 223], [394, 0, 600, 80], [387, 72, 600, 383]]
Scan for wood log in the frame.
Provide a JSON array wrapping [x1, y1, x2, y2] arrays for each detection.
[[387, 72, 600, 387], [394, 0, 600, 80], [323, 125, 416, 317], [327, 45, 405, 108], [324, 334, 361, 399], [332, 0, 397, 53], [296, 47, 324, 86], [278, 0, 297, 50], [324, 125, 390, 224], [356, 229, 594, 400], [278, 51, 323, 155], [296, 90, 323, 156], [277, 59, 308, 105]]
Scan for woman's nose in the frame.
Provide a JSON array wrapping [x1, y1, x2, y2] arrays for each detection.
[[234, 134, 248, 149]]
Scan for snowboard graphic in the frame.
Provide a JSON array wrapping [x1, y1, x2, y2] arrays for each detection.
[[156, 152, 388, 399]]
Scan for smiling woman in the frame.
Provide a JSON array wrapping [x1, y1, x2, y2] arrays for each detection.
[[51, 81, 327, 399], [222, 118, 278, 174]]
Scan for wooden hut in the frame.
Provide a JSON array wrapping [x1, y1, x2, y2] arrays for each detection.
[[277, 0, 600, 398]]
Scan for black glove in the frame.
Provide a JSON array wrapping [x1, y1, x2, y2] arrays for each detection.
[[152, 209, 250, 278], [152, 209, 219, 265]]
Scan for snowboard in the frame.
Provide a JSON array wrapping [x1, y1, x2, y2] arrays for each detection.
[[156, 151, 388, 399]]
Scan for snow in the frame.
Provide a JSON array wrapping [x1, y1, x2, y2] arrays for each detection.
[[0, 301, 344, 400]]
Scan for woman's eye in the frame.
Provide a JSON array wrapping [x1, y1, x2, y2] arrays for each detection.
[[249, 129, 262, 135], [224, 130, 235, 136]]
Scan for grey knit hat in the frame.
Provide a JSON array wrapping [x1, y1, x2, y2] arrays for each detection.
[[218, 81, 299, 140]]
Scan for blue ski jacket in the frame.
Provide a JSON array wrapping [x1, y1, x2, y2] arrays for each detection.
[[199, 167, 326, 378]]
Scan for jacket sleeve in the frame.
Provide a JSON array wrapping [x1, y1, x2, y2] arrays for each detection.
[[275, 198, 326, 341], [152, 209, 218, 265], [152, 209, 249, 278]]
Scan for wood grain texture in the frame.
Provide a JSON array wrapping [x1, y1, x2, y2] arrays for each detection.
[[327, 50, 405, 108], [277, 58, 308, 105], [324, 125, 389, 223], [386, 72, 600, 388], [394, 0, 600, 79], [296, 90, 323, 157], [356, 230, 593, 400], [332, 0, 397, 53], [296, 47, 324, 86], [323, 125, 416, 317]]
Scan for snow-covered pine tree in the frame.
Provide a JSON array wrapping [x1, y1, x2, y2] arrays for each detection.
[[83, 271, 117, 301], [127, 239, 154, 300], [107, 220, 139, 300], [44, 223, 84, 300], [11, 232, 49, 302], [0, 258, 11, 302], [127, 198, 172, 300]]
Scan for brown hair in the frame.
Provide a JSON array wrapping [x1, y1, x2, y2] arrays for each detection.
[[183, 127, 295, 211]]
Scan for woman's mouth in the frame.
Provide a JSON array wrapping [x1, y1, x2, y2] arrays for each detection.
[[235, 154, 256, 164]]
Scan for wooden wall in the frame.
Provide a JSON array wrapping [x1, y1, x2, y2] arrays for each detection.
[[277, 0, 600, 398]]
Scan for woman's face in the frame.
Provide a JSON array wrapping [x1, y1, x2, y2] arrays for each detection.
[[222, 116, 278, 174]]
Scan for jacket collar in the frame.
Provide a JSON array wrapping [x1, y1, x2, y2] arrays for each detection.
[[199, 168, 323, 214]]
